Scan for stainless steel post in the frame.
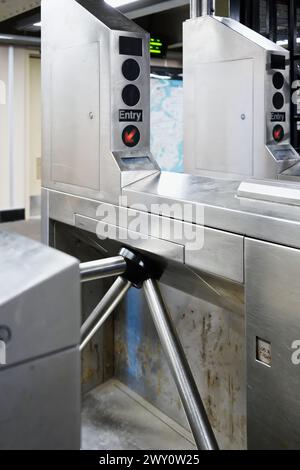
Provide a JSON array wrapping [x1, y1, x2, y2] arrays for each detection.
[[143, 279, 219, 450], [190, 1, 215, 19], [201, 0, 215, 15], [80, 276, 131, 351], [190, 0, 201, 19], [80, 256, 127, 283]]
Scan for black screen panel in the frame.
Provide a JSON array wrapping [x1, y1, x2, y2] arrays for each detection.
[[119, 36, 143, 57], [271, 54, 286, 70]]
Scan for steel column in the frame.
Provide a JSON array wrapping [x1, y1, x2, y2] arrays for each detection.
[[190, 0, 201, 18]]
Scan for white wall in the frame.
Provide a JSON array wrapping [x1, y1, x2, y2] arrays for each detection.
[[0, 46, 9, 210], [29, 56, 42, 198], [0, 45, 41, 215]]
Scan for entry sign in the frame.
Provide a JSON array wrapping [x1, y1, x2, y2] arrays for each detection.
[[119, 109, 143, 122], [271, 112, 286, 122]]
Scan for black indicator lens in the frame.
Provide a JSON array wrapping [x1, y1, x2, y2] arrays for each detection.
[[273, 72, 284, 90], [119, 36, 143, 57], [273, 92, 284, 110], [122, 85, 140, 107], [122, 59, 140, 81]]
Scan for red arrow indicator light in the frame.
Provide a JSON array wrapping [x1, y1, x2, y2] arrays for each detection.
[[122, 125, 140, 147], [273, 124, 284, 143]]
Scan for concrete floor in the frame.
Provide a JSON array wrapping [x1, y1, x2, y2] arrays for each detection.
[[82, 380, 195, 450], [1, 219, 194, 450]]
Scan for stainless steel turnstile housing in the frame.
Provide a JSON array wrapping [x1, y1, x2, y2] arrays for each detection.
[[0, 231, 81, 450], [42, 0, 300, 450]]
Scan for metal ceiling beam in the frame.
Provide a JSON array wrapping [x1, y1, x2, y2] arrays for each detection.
[[0, 34, 40, 47], [121, 0, 189, 19]]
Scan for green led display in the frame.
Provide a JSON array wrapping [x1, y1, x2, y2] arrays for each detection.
[[150, 37, 166, 57]]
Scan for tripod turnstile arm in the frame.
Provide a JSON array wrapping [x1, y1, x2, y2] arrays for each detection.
[[80, 276, 131, 351], [143, 278, 219, 451], [80, 256, 127, 283], [79, 250, 219, 450]]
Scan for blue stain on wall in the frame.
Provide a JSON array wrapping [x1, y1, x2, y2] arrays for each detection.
[[124, 78, 183, 381], [125, 288, 143, 378]]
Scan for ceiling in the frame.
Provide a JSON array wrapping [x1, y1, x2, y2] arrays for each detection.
[[0, 0, 189, 22], [0, 0, 229, 53], [0, 0, 191, 45], [0, 0, 40, 21]]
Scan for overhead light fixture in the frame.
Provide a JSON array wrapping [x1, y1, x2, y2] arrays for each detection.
[[32, 0, 140, 28], [32, 1, 139, 28], [105, 0, 139, 7], [277, 38, 300, 46]]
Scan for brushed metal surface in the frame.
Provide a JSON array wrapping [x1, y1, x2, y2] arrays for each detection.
[[192, 59, 254, 176], [75, 214, 185, 264], [0, 230, 81, 450], [183, 15, 294, 180], [238, 179, 300, 206], [42, 0, 159, 207], [46, 190, 244, 283], [51, 42, 100, 189], [80, 256, 127, 283], [246, 238, 300, 449], [0, 349, 80, 450], [123, 172, 300, 251], [115, 283, 246, 450], [0, 230, 80, 365]]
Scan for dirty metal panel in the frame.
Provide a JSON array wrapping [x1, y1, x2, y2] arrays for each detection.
[[115, 283, 246, 450], [246, 238, 300, 449]]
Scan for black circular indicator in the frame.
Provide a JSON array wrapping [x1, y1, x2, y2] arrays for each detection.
[[273, 124, 285, 143], [122, 84, 140, 107], [273, 72, 284, 90], [122, 125, 140, 147], [273, 92, 284, 110], [122, 59, 140, 81]]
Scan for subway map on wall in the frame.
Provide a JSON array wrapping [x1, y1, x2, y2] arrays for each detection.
[[150, 78, 183, 173]]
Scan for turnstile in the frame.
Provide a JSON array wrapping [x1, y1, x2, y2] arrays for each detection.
[[41, 0, 300, 450], [0, 231, 81, 450]]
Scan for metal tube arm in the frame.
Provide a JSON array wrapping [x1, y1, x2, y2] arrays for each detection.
[[80, 256, 127, 283], [80, 276, 131, 351], [143, 278, 219, 450]]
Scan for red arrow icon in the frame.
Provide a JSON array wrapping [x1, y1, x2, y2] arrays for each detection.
[[274, 129, 281, 140], [124, 128, 137, 144], [273, 126, 284, 142], [122, 125, 140, 147]]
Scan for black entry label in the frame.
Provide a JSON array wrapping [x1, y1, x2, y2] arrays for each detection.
[[271, 112, 286, 122], [119, 109, 143, 122]]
